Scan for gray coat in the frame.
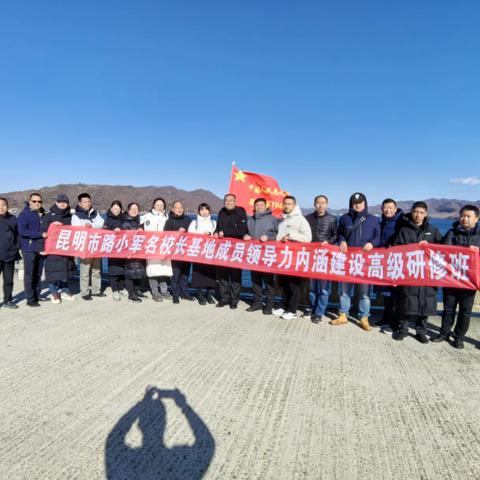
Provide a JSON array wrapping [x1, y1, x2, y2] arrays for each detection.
[[247, 209, 278, 240]]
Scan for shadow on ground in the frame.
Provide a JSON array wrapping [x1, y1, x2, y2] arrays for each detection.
[[105, 387, 215, 480]]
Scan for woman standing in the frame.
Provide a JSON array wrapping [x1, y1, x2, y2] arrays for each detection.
[[188, 203, 217, 305], [141, 198, 172, 302], [164, 201, 194, 304], [121, 203, 146, 303], [104, 200, 126, 301], [41, 194, 76, 304]]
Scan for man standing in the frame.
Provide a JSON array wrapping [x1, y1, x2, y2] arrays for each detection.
[[432, 205, 480, 348], [214, 194, 248, 309], [273, 196, 312, 320], [305, 195, 337, 323], [71, 193, 105, 301], [0, 197, 20, 309], [330, 193, 381, 331], [377, 198, 403, 331], [17, 192, 46, 307], [392, 202, 442, 343], [243, 198, 278, 315]]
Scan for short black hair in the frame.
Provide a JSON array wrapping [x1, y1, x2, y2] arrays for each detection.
[[460, 204, 480, 217], [284, 195, 296, 203], [197, 202, 210, 213], [412, 201, 428, 211], [29, 192, 42, 200], [172, 200, 184, 208], [382, 198, 397, 207], [78, 192, 91, 202], [110, 200, 123, 210], [314, 195, 328, 203], [224, 193, 236, 201], [254, 197, 267, 205], [0, 196, 8, 206]]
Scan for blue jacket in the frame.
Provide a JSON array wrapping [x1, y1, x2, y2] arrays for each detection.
[[338, 199, 381, 248], [17, 204, 45, 252], [0, 212, 20, 262], [380, 208, 403, 247]]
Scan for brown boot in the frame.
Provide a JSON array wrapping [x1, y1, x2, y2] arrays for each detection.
[[359, 316, 372, 331], [330, 313, 348, 326]]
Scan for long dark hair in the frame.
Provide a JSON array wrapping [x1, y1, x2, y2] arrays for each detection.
[[197, 202, 210, 214], [152, 197, 166, 211], [110, 200, 123, 210]]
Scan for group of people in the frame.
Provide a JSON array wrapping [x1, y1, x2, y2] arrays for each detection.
[[0, 190, 479, 349]]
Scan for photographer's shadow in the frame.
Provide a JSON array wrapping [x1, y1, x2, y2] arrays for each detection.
[[105, 387, 215, 480]]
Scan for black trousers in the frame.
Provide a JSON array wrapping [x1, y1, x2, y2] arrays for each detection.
[[382, 288, 399, 330], [251, 271, 275, 309], [279, 275, 302, 314], [440, 288, 476, 340], [22, 251, 44, 302], [171, 261, 191, 299], [109, 275, 125, 293], [398, 315, 428, 334], [125, 278, 141, 299], [217, 267, 242, 305], [0, 260, 15, 302]]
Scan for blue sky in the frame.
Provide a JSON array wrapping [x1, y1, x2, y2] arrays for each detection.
[[0, 1, 479, 209]]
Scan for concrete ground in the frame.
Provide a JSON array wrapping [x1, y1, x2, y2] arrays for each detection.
[[1, 278, 479, 480]]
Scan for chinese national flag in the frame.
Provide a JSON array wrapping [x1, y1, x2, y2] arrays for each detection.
[[228, 164, 289, 217]]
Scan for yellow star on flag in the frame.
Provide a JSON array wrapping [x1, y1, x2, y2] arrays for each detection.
[[234, 169, 247, 182]]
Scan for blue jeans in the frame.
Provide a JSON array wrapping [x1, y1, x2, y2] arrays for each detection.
[[309, 279, 330, 316], [49, 281, 70, 294], [339, 283, 371, 318]]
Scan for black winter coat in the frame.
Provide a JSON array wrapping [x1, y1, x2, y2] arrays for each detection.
[[0, 212, 20, 262], [120, 214, 146, 280], [104, 210, 125, 276], [42, 205, 76, 283], [305, 211, 337, 243], [214, 206, 248, 239], [443, 221, 480, 248], [164, 212, 191, 232], [394, 214, 443, 316]]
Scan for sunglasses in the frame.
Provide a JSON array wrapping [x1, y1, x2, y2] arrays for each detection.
[[31, 200, 42, 204]]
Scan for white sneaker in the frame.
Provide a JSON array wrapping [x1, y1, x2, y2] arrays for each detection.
[[119, 289, 128, 297], [380, 326, 393, 335], [281, 312, 297, 320], [113, 292, 121, 301], [272, 308, 285, 316], [61, 291, 76, 301]]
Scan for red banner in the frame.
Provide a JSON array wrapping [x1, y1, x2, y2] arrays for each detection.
[[44, 225, 480, 289], [228, 164, 288, 217]]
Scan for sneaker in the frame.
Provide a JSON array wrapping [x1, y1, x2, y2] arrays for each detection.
[[27, 300, 40, 307], [216, 301, 228, 308], [311, 314, 322, 324], [152, 295, 163, 303], [128, 296, 142, 303], [206, 295, 216, 304], [182, 295, 196, 301], [230, 303, 238, 310], [380, 326, 394, 335], [197, 297, 207, 306], [119, 290, 129, 297], [91, 292, 106, 298], [51, 293, 61, 304], [302, 308, 312, 319], [81, 295, 93, 302], [272, 308, 285, 316], [263, 308, 273, 315], [112, 292, 121, 301], [136, 291, 147, 299], [2, 301, 18, 309], [172, 297, 180, 304], [281, 312, 297, 320], [431, 332, 449, 343], [246, 305, 262, 312], [61, 291, 75, 301]]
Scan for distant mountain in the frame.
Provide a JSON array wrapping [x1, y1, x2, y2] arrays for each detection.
[[0, 184, 224, 214], [304, 198, 480, 219]]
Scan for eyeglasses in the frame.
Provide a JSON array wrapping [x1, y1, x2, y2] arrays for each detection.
[[31, 200, 42, 204]]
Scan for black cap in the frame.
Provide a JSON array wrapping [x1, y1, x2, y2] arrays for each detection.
[[56, 193, 70, 204], [350, 192, 366, 206]]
